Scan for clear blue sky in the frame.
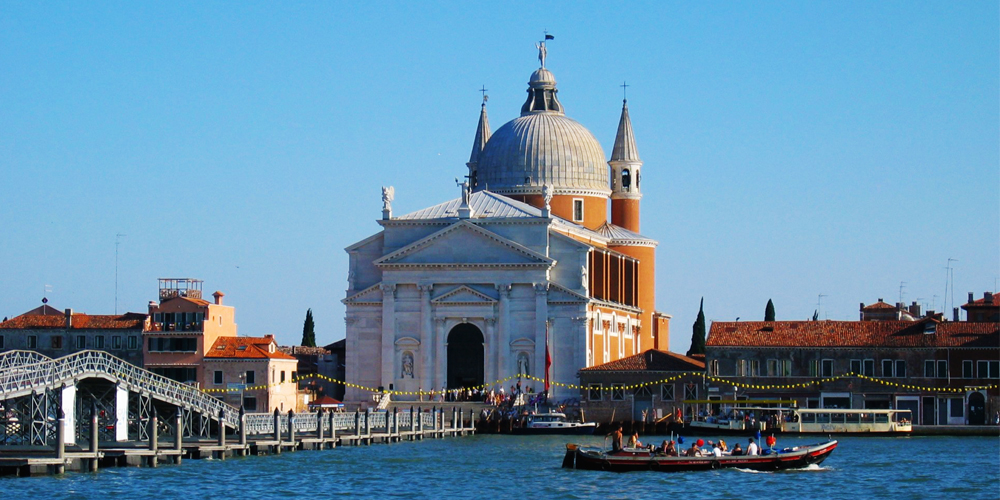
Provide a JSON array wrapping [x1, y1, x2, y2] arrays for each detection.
[[2, 2, 997, 353]]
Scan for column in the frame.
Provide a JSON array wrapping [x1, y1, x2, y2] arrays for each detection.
[[60, 384, 76, 445], [434, 318, 446, 392], [115, 383, 129, 442], [419, 284, 434, 389], [546, 319, 555, 399], [495, 283, 511, 381], [380, 283, 397, 390], [534, 283, 548, 392], [484, 318, 497, 384]]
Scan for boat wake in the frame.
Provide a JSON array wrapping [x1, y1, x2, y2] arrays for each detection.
[[733, 464, 831, 474]]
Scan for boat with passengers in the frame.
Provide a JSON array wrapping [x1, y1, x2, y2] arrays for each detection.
[[561, 439, 838, 473]]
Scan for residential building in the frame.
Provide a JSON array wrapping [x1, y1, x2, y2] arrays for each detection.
[[705, 318, 999, 425], [0, 303, 145, 365], [143, 278, 237, 387], [578, 349, 705, 422], [203, 335, 298, 413], [962, 291, 999, 323]]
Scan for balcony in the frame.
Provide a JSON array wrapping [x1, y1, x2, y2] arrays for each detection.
[[148, 321, 204, 333]]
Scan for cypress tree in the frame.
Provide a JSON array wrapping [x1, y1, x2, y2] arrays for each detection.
[[812, 310, 819, 321], [301, 308, 316, 347], [765, 299, 776, 321], [687, 298, 706, 357]]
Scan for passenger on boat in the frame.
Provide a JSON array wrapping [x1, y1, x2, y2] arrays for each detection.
[[627, 432, 643, 449], [747, 437, 759, 456], [686, 443, 702, 457], [718, 439, 728, 452], [608, 426, 624, 452], [708, 441, 722, 457], [666, 441, 678, 456], [730, 443, 743, 456]]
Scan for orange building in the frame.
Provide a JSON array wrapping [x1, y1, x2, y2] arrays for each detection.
[[203, 334, 299, 413]]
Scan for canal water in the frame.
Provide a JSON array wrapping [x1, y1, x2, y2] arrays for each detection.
[[3, 434, 998, 499]]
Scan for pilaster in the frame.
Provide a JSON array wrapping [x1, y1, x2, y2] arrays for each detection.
[[533, 283, 548, 389], [419, 284, 433, 388], [380, 283, 397, 390]]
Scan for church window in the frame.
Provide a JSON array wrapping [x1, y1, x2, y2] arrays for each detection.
[[636, 170, 640, 188], [588, 384, 602, 401], [572, 199, 584, 222], [622, 169, 631, 190]]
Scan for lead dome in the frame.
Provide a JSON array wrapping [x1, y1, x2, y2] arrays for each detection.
[[473, 67, 610, 196]]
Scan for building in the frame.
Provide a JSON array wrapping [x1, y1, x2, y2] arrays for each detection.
[[203, 335, 299, 413], [143, 278, 238, 386], [578, 349, 705, 422], [342, 47, 670, 404], [279, 344, 339, 400], [0, 303, 146, 364], [323, 339, 346, 401], [860, 298, 934, 321], [705, 317, 999, 425], [962, 291, 999, 323]]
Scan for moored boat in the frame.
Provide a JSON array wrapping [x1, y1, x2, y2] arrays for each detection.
[[562, 440, 837, 472], [510, 412, 597, 435]]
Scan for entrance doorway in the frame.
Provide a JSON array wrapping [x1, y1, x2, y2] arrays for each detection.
[[447, 323, 484, 389], [968, 392, 986, 425]]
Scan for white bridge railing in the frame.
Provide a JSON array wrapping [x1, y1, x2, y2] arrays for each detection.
[[239, 408, 453, 436], [0, 350, 240, 427]]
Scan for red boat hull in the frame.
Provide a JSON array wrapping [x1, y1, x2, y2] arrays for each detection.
[[563, 440, 837, 473]]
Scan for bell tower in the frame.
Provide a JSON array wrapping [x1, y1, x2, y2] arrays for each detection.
[[609, 98, 642, 232]]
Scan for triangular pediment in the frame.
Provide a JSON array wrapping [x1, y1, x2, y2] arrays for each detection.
[[342, 283, 382, 304], [375, 220, 554, 268], [548, 283, 588, 303], [432, 286, 497, 305]]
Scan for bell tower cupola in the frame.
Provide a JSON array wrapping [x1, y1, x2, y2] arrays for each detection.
[[609, 98, 643, 232], [466, 94, 491, 190]]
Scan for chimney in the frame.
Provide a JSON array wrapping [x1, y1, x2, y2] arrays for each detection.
[[878, 298, 884, 303], [213, 291, 224, 305], [985, 292, 994, 304], [969, 292, 974, 305], [909, 301, 921, 317], [64, 308, 73, 328], [952, 307, 959, 321]]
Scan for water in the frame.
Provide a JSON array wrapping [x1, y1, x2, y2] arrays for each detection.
[[3, 435, 998, 499]]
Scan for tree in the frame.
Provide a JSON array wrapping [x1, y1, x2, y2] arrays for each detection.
[[765, 299, 776, 321], [812, 310, 819, 321], [687, 298, 706, 357], [301, 308, 316, 347]]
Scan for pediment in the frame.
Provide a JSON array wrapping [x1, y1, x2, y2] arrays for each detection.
[[432, 286, 497, 305], [375, 220, 554, 268], [343, 283, 382, 304], [548, 283, 588, 303], [510, 338, 535, 349]]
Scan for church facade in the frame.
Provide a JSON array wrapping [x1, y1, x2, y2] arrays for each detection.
[[343, 50, 670, 403]]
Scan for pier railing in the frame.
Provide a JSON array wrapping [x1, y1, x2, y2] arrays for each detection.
[[239, 408, 454, 436], [0, 350, 240, 427]]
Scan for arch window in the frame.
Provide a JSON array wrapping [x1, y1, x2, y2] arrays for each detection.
[[621, 169, 631, 190]]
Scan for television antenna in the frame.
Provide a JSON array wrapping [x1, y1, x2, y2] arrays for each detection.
[[944, 258, 957, 315], [817, 294, 828, 320], [898, 281, 907, 304]]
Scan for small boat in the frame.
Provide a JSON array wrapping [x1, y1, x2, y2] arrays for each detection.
[[510, 412, 597, 435], [562, 440, 838, 472]]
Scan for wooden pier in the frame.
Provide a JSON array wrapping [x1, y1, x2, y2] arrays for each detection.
[[0, 406, 478, 477]]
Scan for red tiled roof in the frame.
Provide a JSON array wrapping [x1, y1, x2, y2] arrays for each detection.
[[160, 296, 211, 307], [706, 320, 999, 348], [581, 349, 705, 372], [308, 395, 344, 407], [0, 312, 146, 330], [862, 300, 896, 311], [205, 336, 297, 360]]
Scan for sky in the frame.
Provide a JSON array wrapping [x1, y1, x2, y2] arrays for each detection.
[[1, 1, 997, 353]]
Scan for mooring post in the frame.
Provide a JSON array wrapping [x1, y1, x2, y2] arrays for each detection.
[[217, 408, 226, 460], [273, 408, 282, 455], [175, 408, 184, 465], [392, 407, 398, 440], [410, 406, 416, 438], [89, 399, 100, 472], [452, 406, 458, 432], [239, 405, 247, 455], [365, 408, 372, 445], [148, 408, 159, 467], [288, 409, 296, 450], [328, 409, 337, 447], [54, 408, 66, 474], [316, 408, 325, 449]]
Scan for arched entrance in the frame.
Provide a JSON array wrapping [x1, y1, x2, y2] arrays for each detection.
[[447, 323, 484, 389], [968, 392, 986, 425]]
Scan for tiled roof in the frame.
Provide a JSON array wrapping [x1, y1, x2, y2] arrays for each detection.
[[963, 293, 998, 308], [706, 320, 999, 349], [581, 349, 705, 372], [862, 300, 896, 311], [161, 296, 210, 307], [205, 336, 297, 360], [278, 346, 331, 356], [0, 312, 146, 330], [395, 190, 543, 220]]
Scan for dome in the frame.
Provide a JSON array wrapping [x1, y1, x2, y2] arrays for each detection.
[[473, 67, 610, 196]]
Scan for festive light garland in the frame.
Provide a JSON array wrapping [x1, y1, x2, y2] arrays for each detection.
[[199, 371, 999, 395]]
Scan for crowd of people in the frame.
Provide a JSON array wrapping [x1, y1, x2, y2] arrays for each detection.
[[418, 380, 536, 406], [607, 425, 775, 458]]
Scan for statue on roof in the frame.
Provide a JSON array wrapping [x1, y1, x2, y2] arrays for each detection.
[[381, 186, 395, 211], [542, 184, 553, 211], [535, 41, 547, 68]]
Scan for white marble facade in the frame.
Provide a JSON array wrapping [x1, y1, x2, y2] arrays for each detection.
[[343, 193, 605, 403]]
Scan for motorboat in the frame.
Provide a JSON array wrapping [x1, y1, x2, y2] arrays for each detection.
[[510, 412, 597, 435], [562, 440, 838, 472]]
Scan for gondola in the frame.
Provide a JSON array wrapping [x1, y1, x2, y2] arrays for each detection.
[[561, 440, 837, 473]]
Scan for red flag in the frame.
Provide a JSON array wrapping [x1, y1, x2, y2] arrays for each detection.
[[544, 343, 552, 392]]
